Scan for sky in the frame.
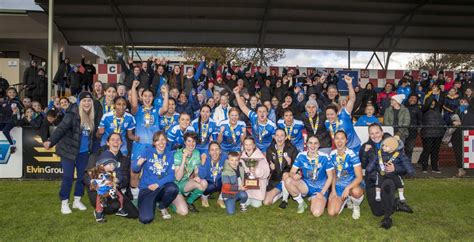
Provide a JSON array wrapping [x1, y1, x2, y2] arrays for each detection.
[[274, 49, 424, 70]]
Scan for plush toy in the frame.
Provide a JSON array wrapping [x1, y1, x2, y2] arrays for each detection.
[[88, 165, 116, 207]]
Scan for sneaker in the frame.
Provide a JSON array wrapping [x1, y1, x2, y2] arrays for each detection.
[[72, 197, 87, 211], [61, 200, 72, 214], [201, 196, 210, 208], [240, 204, 248, 212], [217, 199, 226, 209], [380, 217, 392, 229], [396, 201, 414, 214], [115, 208, 128, 217], [297, 202, 307, 214], [10, 146, 16, 154], [279, 201, 288, 209], [160, 209, 171, 219], [187, 203, 199, 213], [352, 205, 361, 220], [422, 170, 428, 174], [94, 211, 106, 223], [432, 170, 442, 174]]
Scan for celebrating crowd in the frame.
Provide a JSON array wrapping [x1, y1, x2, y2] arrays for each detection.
[[1, 53, 473, 230]]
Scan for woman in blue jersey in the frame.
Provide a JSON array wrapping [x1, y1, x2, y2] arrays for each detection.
[[325, 76, 361, 152], [199, 141, 227, 208], [159, 98, 179, 133], [130, 80, 169, 200], [132, 131, 179, 224], [234, 86, 276, 152], [217, 107, 247, 153], [277, 108, 305, 152], [327, 131, 364, 220], [97, 97, 139, 156], [284, 136, 334, 216], [191, 105, 218, 154], [167, 112, 196, 151], [102, 84, 117, 113]]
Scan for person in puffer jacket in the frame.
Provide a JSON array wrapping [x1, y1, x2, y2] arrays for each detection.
[[221, 152, 248, 215], [366, 136, 415, 204]]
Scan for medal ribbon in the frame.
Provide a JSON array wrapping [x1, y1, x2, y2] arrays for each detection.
[[336, 152, 347, 178], [378, 150, 399, 174], [309, 114, 319, 134], [113, 114, 123, 133], [309, 153, 319, 181]]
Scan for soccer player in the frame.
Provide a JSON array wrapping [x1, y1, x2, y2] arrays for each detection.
[[284, 136, 334, 216], [277, 109, 305, 152], [191, 105, 218, 154], [217, 107, 247, 153]]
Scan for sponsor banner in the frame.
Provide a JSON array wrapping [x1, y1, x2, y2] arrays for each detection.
[[0, 128, 23, 178], [22, 127, 63, 179], [337, 70, 359, 95]]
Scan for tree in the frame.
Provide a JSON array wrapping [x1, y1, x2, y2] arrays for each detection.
[[101, 45, 122, 63], [182, 47, 285, 66], [407, 53, 474, 70]]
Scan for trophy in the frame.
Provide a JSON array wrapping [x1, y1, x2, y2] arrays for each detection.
[[242, 158, 260, 189]]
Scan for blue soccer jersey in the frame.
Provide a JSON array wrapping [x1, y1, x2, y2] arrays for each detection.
[[248, 110, 276, 152], [98, 111, 136, 155], [134, 105, 162, 144], [293, 151, 333, 196], [131, 149, 175, 190], [159, 112, 180, 133], [277, 119, 305, 151], [199, 153, 227, 184], [330, 148, 361, 196], [219, 119, 246, 153], [166, 124, 196, 151], [325, 108, 361, 152], [191, 118, 218, 154]]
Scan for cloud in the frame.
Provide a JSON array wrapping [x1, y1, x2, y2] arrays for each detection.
[[274, 49, 420, 70]]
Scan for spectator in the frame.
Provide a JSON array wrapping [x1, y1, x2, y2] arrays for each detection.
[[23, 60, 38, 98], [32, 68, 48, 107], [377, 83, 396, 115], [53, 48, 71, 97], [354, 103, 380, 126], [81, 55, 96, 92], [383, 94, 410, 142], [68, 65, 83, 96], [418, 97, 445, 173], [0, 87, 22, 153], [0, 73, 9, 99], [405, 94, 423, 161]]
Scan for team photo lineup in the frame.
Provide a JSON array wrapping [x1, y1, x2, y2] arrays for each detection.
[[3, 53, 474, 230]]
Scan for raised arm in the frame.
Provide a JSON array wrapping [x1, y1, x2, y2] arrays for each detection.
[[130, 80, 140, 115], [194, 56, 206, 81], [158, 85, 169, 116], [343, 75, 356, 114], [233, 86, 251, 118]]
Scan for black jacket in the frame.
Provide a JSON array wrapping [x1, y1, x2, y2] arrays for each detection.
[[68, 71, 83, 89], [0, 98, 22, 123], [299, 112, 332, 149], [81, 58, 96, 82], [407, 103, 423, 138], [265, 140, 298, 191], [23, 65, 37, 97], [49, 102, 102, 161], [359, 133, 391, 170], [31, 75, 48, 99], [420, 101, 445, 138]]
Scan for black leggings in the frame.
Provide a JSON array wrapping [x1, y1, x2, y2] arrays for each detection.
[[451, 129, 464, 169], [0, 122, 15, 145], [418, 137, 442, 171], [87, 188, 138, 219], [366, 179, 396, 219]]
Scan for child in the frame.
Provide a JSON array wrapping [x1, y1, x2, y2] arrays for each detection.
[[354, 104, 380, 126], [88, 153, 128, 223], [374, 137, 414, 208], [18, 107, 34, 127], [221, 151, 248, 215], [39, 109, 61, 142]]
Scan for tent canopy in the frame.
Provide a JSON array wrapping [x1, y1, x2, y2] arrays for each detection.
[[36, 0, 474, 53]]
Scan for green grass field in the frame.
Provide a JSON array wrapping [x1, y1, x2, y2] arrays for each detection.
[[0, 179, 473, 241]]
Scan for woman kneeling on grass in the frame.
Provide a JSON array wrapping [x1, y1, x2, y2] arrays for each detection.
[[327, 131, 364, 220], [173, 132, 208, 213], [284, 136, 334, 216], [132, 131, 179, 224]]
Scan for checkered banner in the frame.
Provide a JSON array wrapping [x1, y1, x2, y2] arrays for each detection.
[[463, 130, 474, 169]]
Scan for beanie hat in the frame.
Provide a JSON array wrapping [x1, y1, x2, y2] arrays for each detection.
[[391, 94, 405, 105], [216, 74, 223, 80], [382, 137, 399, 152], [305, 99, 318, 110], [78, 91, 93, 102], [96, 150, 118, 167]]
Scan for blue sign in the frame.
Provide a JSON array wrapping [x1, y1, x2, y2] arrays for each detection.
[[0, 140, 11, 164], [337, 70, 359, 96]]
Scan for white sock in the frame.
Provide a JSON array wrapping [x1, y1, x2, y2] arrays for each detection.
[[399, 191, 405, 201], [294, 193, 304, 205], [218, 193, 223, 201], [131, 187, 139, 200], [375, 190, 381, 201], [74, 196, 82, 202], [350, 195, 364, 206], [281, 181, 289, 202]]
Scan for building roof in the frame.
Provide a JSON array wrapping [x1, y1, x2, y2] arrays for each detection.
[[35, 0, 474, 53]]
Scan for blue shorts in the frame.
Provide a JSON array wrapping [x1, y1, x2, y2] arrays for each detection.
[[131, 143, 152, 163], [335, 181, 365, 197], [275, 181, 283, 191], [303, 179, 328, 198]]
